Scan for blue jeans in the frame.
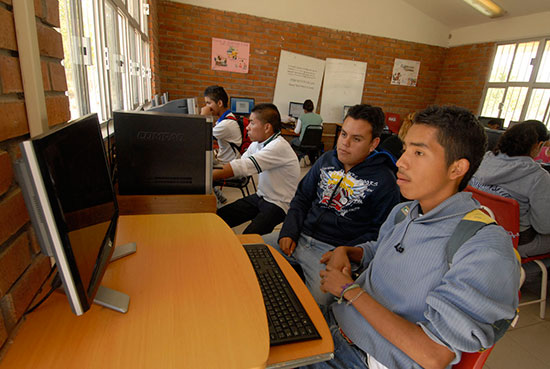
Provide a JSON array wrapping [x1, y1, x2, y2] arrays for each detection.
[[262, 232, 337, 306], [300, 306, 369, 369]]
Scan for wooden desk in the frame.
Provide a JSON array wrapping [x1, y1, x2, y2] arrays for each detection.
[[236, 234, 334, 368], [0, 214, 269, 369], [281, 128, 299, 138], [117, 193, 216, 214]]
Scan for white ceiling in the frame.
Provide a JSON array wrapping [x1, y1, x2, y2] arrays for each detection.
[[400, 0, 550, 29]]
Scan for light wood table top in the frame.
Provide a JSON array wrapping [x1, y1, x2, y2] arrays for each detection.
[[0, 214, 268, 369]]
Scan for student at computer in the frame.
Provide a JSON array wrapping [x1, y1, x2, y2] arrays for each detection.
[[263, 104, 400, 305], [304, 106, 519, 369], [293, 99, 323, 144], [201, 85, 242, 164], [470, 120, 550, 257], [214, 103, 300, 234]]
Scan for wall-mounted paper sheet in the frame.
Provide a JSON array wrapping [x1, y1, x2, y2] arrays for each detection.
[[391, 58, 420, 86], [273, 50, 325, 119], [211, 38, 250, 74], [320, 58, 367, 123]]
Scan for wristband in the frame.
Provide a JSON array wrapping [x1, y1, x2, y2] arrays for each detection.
[[346, 289, 364, 306], [338, 283, 360, 304]]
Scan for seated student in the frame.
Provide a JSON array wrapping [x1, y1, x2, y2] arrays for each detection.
[[293, 99, 323, 144], [214, 103, 300, 235], [201, 85, 242, 164], [470, 120, 550, 257], [303, 105, 520, 369], [263, 104, 400, 305], [487, 118, 503, 130], [377, 112, 415, 161]]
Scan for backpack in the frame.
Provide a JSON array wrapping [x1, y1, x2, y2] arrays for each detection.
[[394, 204, 518, 346], [227, 115, 252, 155]]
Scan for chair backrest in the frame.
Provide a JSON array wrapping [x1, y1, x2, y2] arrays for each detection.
[[299, 125, 323, 148], [385, 112, 401, 134], [453, 347, 494, 369], [464, 185, 520, 248]]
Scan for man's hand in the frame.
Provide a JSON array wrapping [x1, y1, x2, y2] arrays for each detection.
[[201, 105, 213, 116], [279, 237, 297, 256], [319, 265, 353, 296], [320, 246, 354, 274]]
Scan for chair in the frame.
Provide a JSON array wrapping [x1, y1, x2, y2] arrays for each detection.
[[465, 186, 548, 319], [452, 347, 494, 369], [385, 112, 401, 134], [214, 175, 256, 198], [296, 125, 324, 164]]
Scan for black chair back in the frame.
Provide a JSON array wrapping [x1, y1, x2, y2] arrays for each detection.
[[299, 125, 323, 149]]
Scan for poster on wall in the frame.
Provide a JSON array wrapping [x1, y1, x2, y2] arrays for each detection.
[[273, 50, 325, 120], [391, 58, 420, 86], [211, 38, 250, 74], [320, 58, 367, 123]]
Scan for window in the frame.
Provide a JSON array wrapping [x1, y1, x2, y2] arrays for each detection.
[[480, 38, 550, 128], [59, 0, 151, 124]]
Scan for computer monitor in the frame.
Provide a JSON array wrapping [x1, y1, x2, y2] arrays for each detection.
[[114, 111, 213, 195], [289, 102, 303, 119], [230, 97, 255, 116], [15, 113, 122, 316], [147, 98, 198, 115]]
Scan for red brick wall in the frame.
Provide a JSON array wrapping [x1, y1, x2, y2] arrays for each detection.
[[157, 2, 448, 119], [435, 43, 496, 114], [0, 0, 69, 358]]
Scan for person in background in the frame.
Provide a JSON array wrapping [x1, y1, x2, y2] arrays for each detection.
[[214, 103, 300, 235], [534, 139, 550, 164], [201, 85, 242, 164], [292, 99, 323, 165], [470, 119, 550, 257], [300, 105, 519, 369], [487, 118, 503, 130], [263, 104, 400, 305], [377, 111, 415, 161]]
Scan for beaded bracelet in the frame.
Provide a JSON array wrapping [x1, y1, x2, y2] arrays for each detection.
[[337, 283, 360, 304], [346, 289, 364, 306]]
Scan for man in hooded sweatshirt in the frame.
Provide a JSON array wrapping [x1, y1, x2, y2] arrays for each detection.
[[263, 104, 401, 305], [470, 119, 550, 257]]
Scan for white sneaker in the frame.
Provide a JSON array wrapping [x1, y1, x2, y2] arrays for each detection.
[[299, 157, 306, 168], [304, 156, 311, 166]]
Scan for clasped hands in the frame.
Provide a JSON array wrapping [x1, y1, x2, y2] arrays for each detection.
[[319, 247, 355, 297]]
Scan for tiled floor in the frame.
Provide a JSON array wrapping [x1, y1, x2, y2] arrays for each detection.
[[219, 165, 550, 369]]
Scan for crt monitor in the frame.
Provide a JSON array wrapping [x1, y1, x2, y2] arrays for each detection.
[[289, 102, 303, 119], [114, 111, 213, 195], [230, 97, 255, 115], [15, 113, 122, 316]]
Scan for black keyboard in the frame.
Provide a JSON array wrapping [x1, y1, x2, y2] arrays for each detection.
[[243, 243, 321, 346]]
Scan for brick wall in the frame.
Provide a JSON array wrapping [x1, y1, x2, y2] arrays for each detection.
[[435, 43, 496, 114], [0, 0, 69, 358], [157, 2, 449, 119]]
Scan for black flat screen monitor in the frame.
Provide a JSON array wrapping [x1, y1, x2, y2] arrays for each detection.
[[289, 102, 303, 119], [15, 113, 119, 316], [114, 111, 213, 195], [230, 97, 255, 115], [147, 98, 196, 114]]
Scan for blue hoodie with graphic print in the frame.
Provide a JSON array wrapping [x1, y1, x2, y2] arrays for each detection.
[[279, 149, 400, 246]]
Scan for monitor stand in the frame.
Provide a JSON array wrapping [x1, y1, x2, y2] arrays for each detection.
[[93, 242, 137, 313]]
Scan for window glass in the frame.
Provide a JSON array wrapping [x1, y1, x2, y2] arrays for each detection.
[[509, 41, 539, 82], [480, 88, 505, 118], [525, 89, 550, 123], [489, 44, 515, 83], [105, 2, 123, 112], [501, 87, 528, 126], [536, 41, 550, 83]]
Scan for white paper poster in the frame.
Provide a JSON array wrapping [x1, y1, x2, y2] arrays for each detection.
[[273, 50, 325, 119], [391, 58, 420, 86], [320, 58, 367, 123]]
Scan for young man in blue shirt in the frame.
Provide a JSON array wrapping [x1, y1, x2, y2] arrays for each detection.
[[304, 106, 520, 369]]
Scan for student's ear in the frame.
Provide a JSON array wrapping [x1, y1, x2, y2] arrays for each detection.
[[370, 137, 381, 152], [448, 158, 470, 181], [217, 100, 224, 109]]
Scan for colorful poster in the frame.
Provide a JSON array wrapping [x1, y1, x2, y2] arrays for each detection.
[[211, 38, 250, 74], [391, 58, 420, 86]]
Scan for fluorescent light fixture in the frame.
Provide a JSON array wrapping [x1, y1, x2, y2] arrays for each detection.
[[463, 0, 506, 18]]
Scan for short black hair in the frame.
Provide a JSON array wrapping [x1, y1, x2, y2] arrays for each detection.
[[344, 104, 385, 138], [251, 103, 281, 132], [487, 118, 503, 130], [414, 105, 487, 191], [204, 85, 228, 107], [495, 120, 549, 156], [303, 99, 314, 112]]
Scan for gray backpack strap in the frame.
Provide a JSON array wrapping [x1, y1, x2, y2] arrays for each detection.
[[445, 209, 496, 264], [394, 205, 410, 225]]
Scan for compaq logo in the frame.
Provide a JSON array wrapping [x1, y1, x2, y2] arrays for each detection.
[[137, 131, 185, 142]]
